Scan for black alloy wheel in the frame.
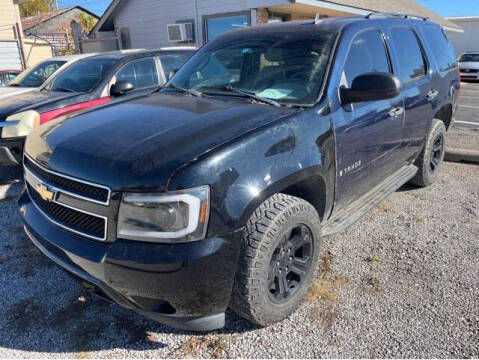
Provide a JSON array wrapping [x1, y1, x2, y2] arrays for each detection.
[[268, 224, 313, 304], [429, 132, 444, 175]]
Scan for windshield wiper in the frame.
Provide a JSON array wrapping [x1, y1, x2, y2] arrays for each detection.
[[156, 83, 203, 97], [53, 87, 75, 93], [201, 85, 281, 107]]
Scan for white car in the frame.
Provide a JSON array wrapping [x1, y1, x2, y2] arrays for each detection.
[[0, 53, 97, 100], [458, 52, 479, 81]]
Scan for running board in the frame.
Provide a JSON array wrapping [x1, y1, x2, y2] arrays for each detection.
[[321, 165, 418, 237]]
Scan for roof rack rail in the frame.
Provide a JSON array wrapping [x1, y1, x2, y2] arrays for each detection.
[[366, 12, 430, 21]]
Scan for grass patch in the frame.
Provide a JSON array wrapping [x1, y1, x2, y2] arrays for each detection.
[[413, 216, 424, 223], [309, 306, 340, 331], [378, 203, 389, 212], [306, 280, 338, 303], [180, 336, 229, 358], [366, 254, 380, 263], [409, 193, 426, 201]]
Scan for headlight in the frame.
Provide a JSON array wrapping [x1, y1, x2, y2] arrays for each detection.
[[118, 185, 210, 243], [2, 110, 40, 138]]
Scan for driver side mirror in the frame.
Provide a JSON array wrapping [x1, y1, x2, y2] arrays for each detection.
[[110, 80, 135, 97], [340, 72, 401, 105]]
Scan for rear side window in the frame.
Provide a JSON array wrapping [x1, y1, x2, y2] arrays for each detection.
[[390, 27, 427, 83], [422, 26, 456, 72], [116, 57, 159, 89], [343, 29, 390, 86]]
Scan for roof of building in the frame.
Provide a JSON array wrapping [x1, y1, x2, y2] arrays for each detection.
[[92, 0, 462, 34], [447, 16, 479, 22], [22, 6, 99, 32], [316, 0, 460, 30]]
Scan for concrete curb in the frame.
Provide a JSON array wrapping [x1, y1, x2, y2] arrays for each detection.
[[445, 148, 479, 164]]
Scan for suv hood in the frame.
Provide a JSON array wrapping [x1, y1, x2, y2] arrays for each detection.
[[25, 93, 295, 190], [0, 90, 76, 119]]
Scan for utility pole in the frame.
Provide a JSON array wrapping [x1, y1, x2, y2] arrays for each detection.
[[55, 0, 59, 10]]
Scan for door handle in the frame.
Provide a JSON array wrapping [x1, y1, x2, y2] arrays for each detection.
[[388, 107, 404, 118], [427, 89, 439, 100]]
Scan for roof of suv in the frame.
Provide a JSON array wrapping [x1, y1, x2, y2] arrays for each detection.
[[76, 48, 196, 62], [217, 16, 441, 39]]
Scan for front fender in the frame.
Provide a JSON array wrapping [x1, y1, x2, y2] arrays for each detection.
[[168, 107, 336, 236]]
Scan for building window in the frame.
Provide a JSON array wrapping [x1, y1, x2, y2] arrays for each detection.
[[176, 19, 195, 45], [203, 12, 250, 42]]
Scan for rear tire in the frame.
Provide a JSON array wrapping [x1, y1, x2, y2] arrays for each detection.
[[410, 119, 446, 187], [230, 193, 321, 326]]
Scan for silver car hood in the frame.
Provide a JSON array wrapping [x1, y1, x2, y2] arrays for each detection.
[[459, 62, 479, 70], [0, 87, 36, 100]]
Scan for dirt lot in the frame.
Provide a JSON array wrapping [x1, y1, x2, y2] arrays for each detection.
[[0, 157, 478, 358]]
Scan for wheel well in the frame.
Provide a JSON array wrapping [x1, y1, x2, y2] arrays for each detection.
[[435, 104, 453, 130], [281, 175, 327, 221]]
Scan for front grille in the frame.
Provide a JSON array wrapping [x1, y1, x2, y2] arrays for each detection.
[[27, 183, 106, 240], [24, 156, 109, 204], [460, 69, 479, 73]]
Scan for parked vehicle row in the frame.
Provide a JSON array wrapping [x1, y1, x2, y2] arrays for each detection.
[[0, 47, 195, 165], [0, 54, 94, 100], [8, 14, 460, 331]]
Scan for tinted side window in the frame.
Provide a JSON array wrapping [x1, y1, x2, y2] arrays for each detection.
[[343, 29, 390, 86], [422, 26, 456, 72], [390, 27, 427, 82], [116, 57, 159, 89]]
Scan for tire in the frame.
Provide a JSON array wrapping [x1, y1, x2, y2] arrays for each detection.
[[410, 119, 447, 187], [230, 193, 321, 326]]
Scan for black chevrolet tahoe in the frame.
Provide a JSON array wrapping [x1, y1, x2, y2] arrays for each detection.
[[18, 14, 459, 331]]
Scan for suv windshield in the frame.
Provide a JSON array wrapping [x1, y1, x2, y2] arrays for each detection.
[[169, 30, 336, 105], [459, 54, 479, 62], [46, 57, 117, 93], [10, 60, 66, 87], [160, 52, 195, 81]]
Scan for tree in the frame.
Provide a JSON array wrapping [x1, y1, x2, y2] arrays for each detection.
[[19, 0, 55, 17], [79, 13, 97, 33]]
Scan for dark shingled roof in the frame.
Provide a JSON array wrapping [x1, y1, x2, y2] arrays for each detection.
[[22, 6, 99, 32]]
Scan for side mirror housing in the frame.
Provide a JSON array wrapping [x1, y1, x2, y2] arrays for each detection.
[[110, 80, 135, 97], [340, 72, 401, 104]]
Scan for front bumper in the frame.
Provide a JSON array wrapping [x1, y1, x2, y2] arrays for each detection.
[[0, 137, 24, 165], [460, 72, 479, 80], [18, 189, 242, 331]]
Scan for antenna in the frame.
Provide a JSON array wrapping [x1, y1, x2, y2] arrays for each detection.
[[314, 13, 321, 24]]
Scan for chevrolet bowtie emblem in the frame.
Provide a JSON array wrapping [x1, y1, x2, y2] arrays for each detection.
[[36, 183, 55, 202]]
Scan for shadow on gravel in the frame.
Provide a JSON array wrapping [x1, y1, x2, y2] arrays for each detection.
[[0, 290, 260, 353], [396, 183, 422, 193]]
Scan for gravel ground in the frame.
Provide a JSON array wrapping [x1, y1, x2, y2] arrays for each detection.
[[0, 161, 478, 359]]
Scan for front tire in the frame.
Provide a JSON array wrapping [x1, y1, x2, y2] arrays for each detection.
[[410, 119, 446, 187], [230, 193, 321, 326]]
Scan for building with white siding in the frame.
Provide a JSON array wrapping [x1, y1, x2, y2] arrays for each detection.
[[446, 17, 479, 56], [90, 0, 462, 52]]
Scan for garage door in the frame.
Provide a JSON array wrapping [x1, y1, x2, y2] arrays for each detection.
[[0, 40, 23, 71]]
